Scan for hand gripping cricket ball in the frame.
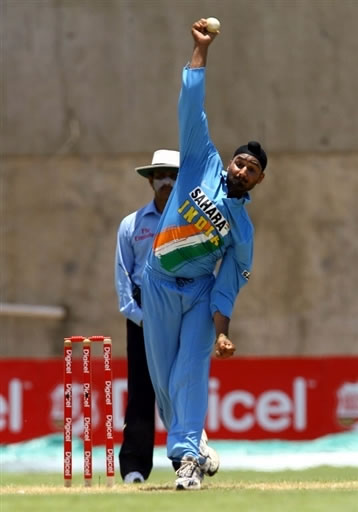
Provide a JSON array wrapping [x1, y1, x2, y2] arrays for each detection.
[[206, 17, 221, 33]]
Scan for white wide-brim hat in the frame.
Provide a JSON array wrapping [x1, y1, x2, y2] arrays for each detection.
[[135, 149, 180, 178]]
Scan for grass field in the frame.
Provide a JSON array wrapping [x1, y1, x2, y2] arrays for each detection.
[[1, 467, 358, 512]]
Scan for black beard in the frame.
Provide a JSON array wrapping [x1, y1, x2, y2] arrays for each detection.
[[227, 175, 248, 198]]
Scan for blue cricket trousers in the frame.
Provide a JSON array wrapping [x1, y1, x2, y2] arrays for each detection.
[[141, 266, 215, 462]]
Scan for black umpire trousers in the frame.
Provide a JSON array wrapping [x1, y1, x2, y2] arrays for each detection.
[[119, 318, 156, 480]]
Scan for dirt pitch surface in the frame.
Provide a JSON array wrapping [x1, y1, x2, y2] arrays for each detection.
[[2, 481, 358, 495]]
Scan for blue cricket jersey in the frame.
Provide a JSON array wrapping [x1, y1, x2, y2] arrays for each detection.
[[147, 66, 254, 318]]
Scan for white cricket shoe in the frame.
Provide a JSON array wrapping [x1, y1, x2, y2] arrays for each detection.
[[199, 430, 220, 476], [175, 456, 204, 490], [124, 471, 145, 483]]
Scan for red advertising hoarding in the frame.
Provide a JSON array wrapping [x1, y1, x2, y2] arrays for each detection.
[[0, 357, 357, 445]]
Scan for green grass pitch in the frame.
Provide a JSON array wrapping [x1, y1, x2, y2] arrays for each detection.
[[1, 467, 357, 512]]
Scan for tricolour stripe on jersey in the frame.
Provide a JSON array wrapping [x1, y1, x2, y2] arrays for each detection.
[[153, 226, 222, 272], [153, 224, 204, 250]]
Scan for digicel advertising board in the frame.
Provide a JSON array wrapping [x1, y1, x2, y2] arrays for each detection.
[[0, 357, 357, 445]]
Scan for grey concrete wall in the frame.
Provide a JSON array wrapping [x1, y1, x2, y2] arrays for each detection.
[[1, 152, 357, 357], [2, 0, 358, 155], [1, 0, 357, 357]]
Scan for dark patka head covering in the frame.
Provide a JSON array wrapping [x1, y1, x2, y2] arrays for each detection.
[[233, 141, 267, 171]]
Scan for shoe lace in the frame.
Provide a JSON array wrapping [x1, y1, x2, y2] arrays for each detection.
[[176, 459, 198, 478]]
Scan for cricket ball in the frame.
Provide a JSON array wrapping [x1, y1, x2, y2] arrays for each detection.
[[206, 17, 221, 33]]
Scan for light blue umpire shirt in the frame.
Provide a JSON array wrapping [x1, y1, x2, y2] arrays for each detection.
[[115, 200, 161, 326]]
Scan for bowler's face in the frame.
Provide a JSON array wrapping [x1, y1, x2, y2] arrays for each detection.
[[226, 154, 264, 197]]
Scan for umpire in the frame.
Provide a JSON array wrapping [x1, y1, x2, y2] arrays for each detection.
[[114, 149, 179, 483]]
